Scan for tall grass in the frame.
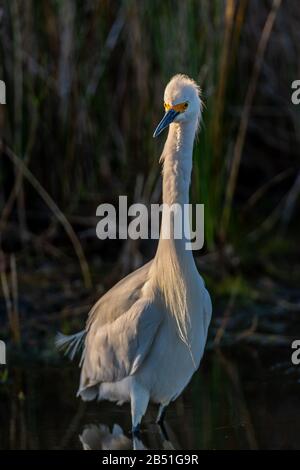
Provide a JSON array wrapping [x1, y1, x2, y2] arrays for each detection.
[[0, 0, 299, 256]]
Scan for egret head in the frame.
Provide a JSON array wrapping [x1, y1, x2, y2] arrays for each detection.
[[153, 74, 202, 138]]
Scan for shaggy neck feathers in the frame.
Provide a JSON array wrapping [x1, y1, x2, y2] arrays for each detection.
[[152, 119, 198, 353]]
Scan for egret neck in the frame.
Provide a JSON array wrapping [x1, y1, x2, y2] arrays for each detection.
[[153, 119, 199, 348], [159, 119, 198, 254]]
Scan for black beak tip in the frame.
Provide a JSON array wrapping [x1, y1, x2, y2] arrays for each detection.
[[153, 109, 179, 139]]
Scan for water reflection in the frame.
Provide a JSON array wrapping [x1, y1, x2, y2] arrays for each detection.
[[1, 347, 300, 449], [79, 422, 179, 450], [79, 424, 135, 450]]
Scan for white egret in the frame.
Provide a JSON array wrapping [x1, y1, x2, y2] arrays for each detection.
[[57, 74, 212, 434]]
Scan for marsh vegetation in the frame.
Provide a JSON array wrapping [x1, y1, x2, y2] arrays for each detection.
[[0, 0, 299, 449]]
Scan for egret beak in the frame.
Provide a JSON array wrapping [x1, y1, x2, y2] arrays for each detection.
[[153, 109, 179, 138]]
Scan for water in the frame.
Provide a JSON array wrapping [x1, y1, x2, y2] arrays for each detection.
[[0, 346, 299, 450]]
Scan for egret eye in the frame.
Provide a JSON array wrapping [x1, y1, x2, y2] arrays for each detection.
[[183, 102, 188, 109]]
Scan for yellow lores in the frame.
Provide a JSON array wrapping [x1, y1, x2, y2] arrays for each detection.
[[164, 101, 188, 113]]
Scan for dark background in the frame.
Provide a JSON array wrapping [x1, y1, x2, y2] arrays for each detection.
[[0, 0, 300, 450]]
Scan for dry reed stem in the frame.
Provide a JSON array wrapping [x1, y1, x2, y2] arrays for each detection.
[[0, 264, 13, 327], [221, 0, 283, 237], [1, 141, 92, 289], [213, 283, 237, 346], [10, 254, 21, 344]]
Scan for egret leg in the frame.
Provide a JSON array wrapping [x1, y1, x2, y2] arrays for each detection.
[[130, 382, 149, 435], [156, 403, 168, 425], [132, 423, 141, 436]]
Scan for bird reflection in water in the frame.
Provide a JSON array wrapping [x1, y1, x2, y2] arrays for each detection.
[[79, 422, 178, 450]]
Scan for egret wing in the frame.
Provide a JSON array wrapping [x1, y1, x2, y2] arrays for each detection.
[[86, 260, 153, 330], [55, 261, 153, 362], [79, 299, 162, 393]]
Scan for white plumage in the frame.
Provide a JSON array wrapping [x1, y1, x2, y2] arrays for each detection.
[[57, 74, 212, 433]]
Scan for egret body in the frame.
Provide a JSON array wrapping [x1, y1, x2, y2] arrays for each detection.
[[57, 74, 212, 433]]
